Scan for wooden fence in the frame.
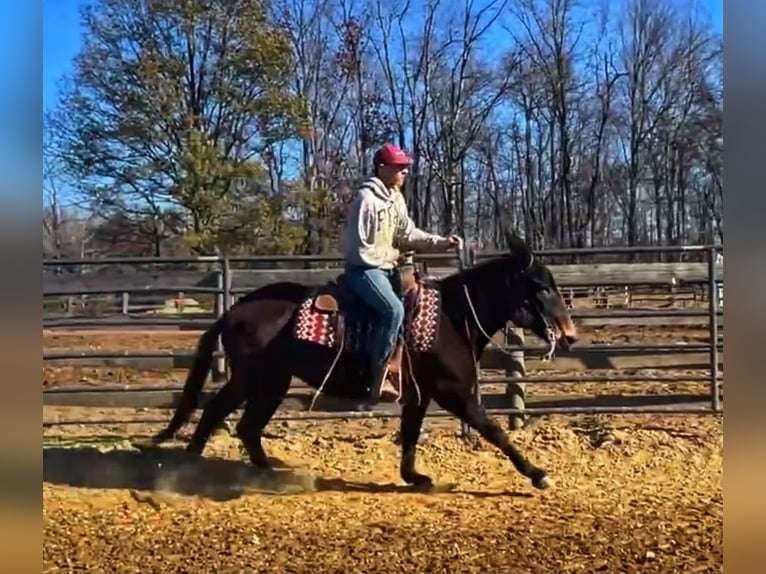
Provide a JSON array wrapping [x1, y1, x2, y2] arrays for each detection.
[[42, 245, 724, 431]]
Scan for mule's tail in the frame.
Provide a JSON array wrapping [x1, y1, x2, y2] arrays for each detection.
[[151, 316, 225, 445]]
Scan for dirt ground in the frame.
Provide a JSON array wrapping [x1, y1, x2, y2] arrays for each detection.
[[43, 414, 722, 574], [42, 322, 722, 573]]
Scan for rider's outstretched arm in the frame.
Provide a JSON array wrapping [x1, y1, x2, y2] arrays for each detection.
[[392, 193, 452, 253]]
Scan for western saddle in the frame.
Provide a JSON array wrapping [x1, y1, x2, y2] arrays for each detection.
[[312, 251, 422, 402]]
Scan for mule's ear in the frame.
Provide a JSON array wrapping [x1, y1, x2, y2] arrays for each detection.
[[504, 230, 533, 269], [504, 230, 526, 252]]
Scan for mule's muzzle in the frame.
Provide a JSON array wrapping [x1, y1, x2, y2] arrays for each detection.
[[559, 334, 576, 351], [550, 319, 577, 351], [549, 331, 572, 351]]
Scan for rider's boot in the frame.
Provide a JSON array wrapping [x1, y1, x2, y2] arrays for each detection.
[[368, 362, 387, 403], [358, 357, 397, 410]]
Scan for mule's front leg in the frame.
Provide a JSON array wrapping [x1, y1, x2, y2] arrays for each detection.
[[435, 386, 550, 490], [399, 398, 432, 487]]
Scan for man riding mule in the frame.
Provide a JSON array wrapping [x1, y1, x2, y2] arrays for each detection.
[[150, 226, 577, 492], [339, 143, 462, 405]]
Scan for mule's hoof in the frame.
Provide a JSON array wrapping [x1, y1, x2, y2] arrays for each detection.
[[403, 473, 434, 489], [532, 473, 552, 490]]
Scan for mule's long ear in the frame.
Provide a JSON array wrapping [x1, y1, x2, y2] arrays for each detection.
[[504, 229, 533, 269]]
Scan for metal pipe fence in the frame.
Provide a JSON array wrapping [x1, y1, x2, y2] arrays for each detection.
[[43, 244, 723, 429]]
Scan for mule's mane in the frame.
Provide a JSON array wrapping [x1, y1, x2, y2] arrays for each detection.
[[436, 254, 515, 291], [433, 253, 525, 351]]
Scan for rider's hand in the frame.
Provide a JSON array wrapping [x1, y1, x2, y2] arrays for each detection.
[[447, 235, 464, 250]]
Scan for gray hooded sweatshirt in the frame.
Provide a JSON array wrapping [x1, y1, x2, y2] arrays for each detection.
[[340, 176, 451, 270]]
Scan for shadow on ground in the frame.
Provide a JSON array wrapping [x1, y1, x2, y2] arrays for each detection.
[[43, 446, 531, 502]]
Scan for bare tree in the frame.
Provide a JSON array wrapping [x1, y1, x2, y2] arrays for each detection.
[[43, 0, 722, 256]]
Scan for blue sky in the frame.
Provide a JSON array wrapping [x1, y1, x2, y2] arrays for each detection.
[[43, 0, 91, 112], [41, 0, 722, 115], [33, 0, 722, 211]]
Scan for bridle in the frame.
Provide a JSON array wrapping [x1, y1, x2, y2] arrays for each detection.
[[458, 251, 558, 363]]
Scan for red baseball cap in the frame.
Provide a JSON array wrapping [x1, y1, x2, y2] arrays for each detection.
[[373, 143, 412, 167]]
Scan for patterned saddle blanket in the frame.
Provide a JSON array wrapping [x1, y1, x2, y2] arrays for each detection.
[[293, 272, 442, 356]]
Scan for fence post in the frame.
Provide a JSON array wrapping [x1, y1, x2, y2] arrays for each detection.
[[505, 325, 526, 430], [707, 247, 721, 412], [221, 254, 233, 380], [212, 255, 226, 383], [121, 292, 129, 315], [209, 255, 234, 436], [222, 254, 233, 312], [460, 245, 478, 441]]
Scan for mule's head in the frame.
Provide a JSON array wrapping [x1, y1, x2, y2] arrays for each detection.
[[502, 231, 578, 351]]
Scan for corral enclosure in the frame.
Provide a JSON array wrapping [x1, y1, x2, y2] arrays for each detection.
[[43, 245, 723, 573]]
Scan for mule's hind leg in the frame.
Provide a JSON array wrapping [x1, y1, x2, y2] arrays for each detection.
[[433, 382, 550, 490], [236, 370, 292, 470], [186, 380, 245, 456], [399, 398, 433, 487]]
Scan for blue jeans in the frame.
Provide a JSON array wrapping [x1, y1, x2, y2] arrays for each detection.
[[343, 266, 405, 369]]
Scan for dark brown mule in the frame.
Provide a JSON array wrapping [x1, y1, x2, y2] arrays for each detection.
[[151, 232, 578, 491]]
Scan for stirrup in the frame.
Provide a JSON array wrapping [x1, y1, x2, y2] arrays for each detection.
[[368, 362, 398, 403]]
